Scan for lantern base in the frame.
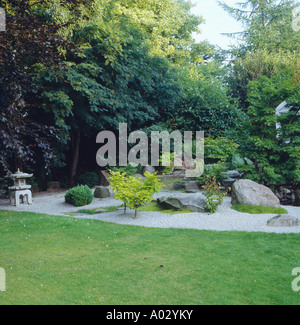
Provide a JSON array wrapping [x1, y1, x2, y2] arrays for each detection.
[[9, 190, 32, 207]]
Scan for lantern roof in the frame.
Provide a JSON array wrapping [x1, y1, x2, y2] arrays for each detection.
[[10, 169, 33, 179]]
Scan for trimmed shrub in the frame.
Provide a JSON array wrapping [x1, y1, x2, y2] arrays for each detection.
[[65, 185, 94, 207]]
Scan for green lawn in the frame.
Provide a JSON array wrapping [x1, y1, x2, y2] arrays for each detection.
[[0, 209, 299, 305]]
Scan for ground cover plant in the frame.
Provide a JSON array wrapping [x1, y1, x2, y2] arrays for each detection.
[[232, 204, 288, 215]]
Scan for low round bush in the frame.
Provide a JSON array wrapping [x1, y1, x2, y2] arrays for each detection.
[[65, 185, 94, 207]]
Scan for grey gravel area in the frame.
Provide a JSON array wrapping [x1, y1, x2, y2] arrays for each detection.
[[0, 190, 300, 234]]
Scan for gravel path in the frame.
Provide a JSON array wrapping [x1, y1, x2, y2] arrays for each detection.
[[0, 190, 300, 234]]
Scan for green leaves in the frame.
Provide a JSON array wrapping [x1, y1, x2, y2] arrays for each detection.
[[205, 137, 240, 163], [203, 176, 227, 213], [219, 0, 300, 52], [235, 72, 300, 185], [109, 171, 162, 218], [65, 185, 94, 207]]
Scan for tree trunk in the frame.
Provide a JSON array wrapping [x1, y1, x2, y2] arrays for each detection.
[[134, 209, 138, 219], [69, 129, 81, 188]]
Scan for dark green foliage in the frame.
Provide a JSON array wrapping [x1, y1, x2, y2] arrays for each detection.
[[165, 63, 242, 137], [232, 72, 300, 186], [65, 185, 94, 207], [76, 171, 100, 188], [173, 180, 186, 191], [1, 0, 298, 192], [0, 0, 87, 173], [205, 137, 240, 164], [36, 25, 180, 185], [221, 0, 300, 110], [38, 26, 180, 135], [198, 162, 228, 187], [110, 164, 143, 176]]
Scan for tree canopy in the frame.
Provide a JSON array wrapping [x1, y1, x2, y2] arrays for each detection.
[[0, 0, 299, 189]]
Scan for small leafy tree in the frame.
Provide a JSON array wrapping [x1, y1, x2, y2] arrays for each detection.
[[109, 171, 162, 219], [143, 172, 163, 194], [109, 171, 128, 212]]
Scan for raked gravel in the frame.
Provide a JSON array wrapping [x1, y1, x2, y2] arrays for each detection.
[[0, 190, 300, 234]]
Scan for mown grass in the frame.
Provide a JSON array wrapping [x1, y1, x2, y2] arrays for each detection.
[[232, 204, 288, 215], [0, 209, 299, 305]]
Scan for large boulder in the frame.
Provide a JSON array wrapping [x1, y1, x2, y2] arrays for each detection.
[[142, 165, 156, 175], [157, 192, 207, 213], [267, 215, 300, 227], [94, 186, 111, 198], [232, 179, 280, 208]]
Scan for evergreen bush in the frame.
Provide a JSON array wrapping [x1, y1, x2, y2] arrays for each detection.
[[65, 185, 94, 207]]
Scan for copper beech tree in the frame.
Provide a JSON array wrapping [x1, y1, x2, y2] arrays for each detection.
[[0, 0, 91, 175]]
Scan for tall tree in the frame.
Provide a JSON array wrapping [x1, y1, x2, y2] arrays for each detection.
[[34, 0, 206, 185], [0, 0, 92, 175], [220, 0, 300, 109], [70, 0, 204, 64], [233, 72, 300, 185], [37, 25, 180, 186], [219, 0, 300, 52]]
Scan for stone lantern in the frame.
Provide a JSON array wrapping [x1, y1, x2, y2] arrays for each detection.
[[9, 169, 33, 206]]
